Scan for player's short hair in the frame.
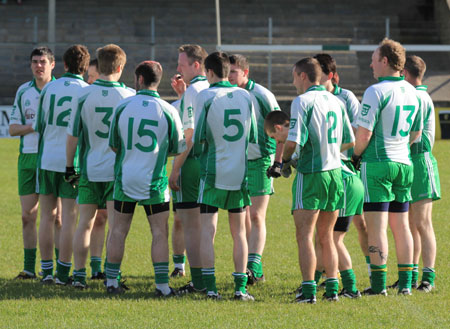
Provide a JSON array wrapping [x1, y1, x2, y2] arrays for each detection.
[[96, 44, 127, 75], [89, 58, 98, 69], [313, 53, 337, 75], [30, 46, 55, 63], [377, 38, 405, 72], [205, 52, 230, 78], [63, 44, 90, 75], [229, 54, 249, 71], [293, 57, 321, 83], [404, 55, 426, 80], [178, 44, 208, 68], [264, 110, 289, 133], [135, 61, 162, 88]]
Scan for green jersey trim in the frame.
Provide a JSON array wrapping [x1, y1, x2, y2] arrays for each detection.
[[190, 75, 207, 84], [62, 72, 84, 81], [93, 79, 126, 88], [245, 79, 256, 91], [210, 81, 233, 88], [30, 76, 56, 93], [333, 84, 342, 95], [137, 90, 160, 98], [378, 76, 404, 82], [306, 85, 326, 92], [416, 85, 428, 91]]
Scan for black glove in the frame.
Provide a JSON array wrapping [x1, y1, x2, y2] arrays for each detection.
[[64, 166, 80, 187], [281, 158, 297, 178], [350, 154, 362, 171], [266, 161, 282, 178]]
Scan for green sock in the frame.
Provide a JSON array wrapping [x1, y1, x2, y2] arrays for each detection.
[[233, 272, 248, 294], [247, 253, 263, 277], [412, 264, 419, 285], [314, 270, 323, 285], [173, 254, 185, 266], [41, 259, 53, 277], [55, 248, 59, 261], [370, 264, 387, 293], [105, 261, 121, 280], [398, 264, 413, 290], [24, 248, 36, 275], [56, 260, 71, 282], [422, 267, 436, 286], [153, 262, 169, 284], [90, 256, 102, 274], [191, 267, 205, 290], [302, 280, 317, 298], [325, 277, 339, 297], [341, 269, 357, 293], [73, 268, 86, 285], [202, 268, 217, 293]]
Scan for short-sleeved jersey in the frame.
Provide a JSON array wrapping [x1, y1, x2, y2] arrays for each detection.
[[287, 85, 354, 174], [356, 76, 421, 165], [410, 85, 435, 155], [109, 90, 186, 201], [35, 73, 89, 172], [10, 78, 54, 154], [67, 79, 135, 182], [194, 81, 257, 190], [245, 79, 280, 160], [180, 75, 209, 130], [333, 84, 360, 160]]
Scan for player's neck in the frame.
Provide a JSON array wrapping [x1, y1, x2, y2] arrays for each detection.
[[323, 80, 334, 92], [35, 76, 52, 90], [98, 73, 120, 82], [239, 78, 249, 89], [208, 76, 227, 84]]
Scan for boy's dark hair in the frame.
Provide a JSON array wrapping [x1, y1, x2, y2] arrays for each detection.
[[63, 44, 90, 75], [313, 53, 337, 75], [293, 57, 321, 83], [404, 55, 426, 81], [204, 52, 230, 78], [135, 61, 163, 87], [229, 54, 249, 71], [30, 46, 55, 63], [89, 58, 98, 69], [264, 110, 289, 133]]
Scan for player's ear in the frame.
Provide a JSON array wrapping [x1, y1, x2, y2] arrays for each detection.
[[327, 72, 333, 80], [243, 68, 249, 77]]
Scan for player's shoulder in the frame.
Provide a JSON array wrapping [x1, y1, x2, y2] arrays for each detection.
[[17, 80, 33, 92], [188, 79, 209, 94]]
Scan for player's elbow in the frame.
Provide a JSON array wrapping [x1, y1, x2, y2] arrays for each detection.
[[341, 141, 355, 152]]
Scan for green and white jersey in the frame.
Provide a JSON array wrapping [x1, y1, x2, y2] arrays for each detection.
[[109, 90, 186, 201], [35, 73, 88, 172], [356, 76, 421, 165], [245, 79, 280, 160], [410, 86, 435, 155], [180, 75, 209, 130], [193, 81, 257, 190], [287, 85, 354, 174], [10, 78, 54, 154], [333, 84, 360, 160], [68, 79, 135, 182]]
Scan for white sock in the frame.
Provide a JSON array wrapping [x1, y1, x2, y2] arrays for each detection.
[[107, 278, 118, 288], [156, 283, 171, 295], [174, 263, 185, 271]]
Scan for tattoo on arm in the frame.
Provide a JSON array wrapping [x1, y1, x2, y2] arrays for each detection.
[[368, 245, 387, 262]]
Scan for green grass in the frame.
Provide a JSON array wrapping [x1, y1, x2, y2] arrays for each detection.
[[0, 138, 449, 328]]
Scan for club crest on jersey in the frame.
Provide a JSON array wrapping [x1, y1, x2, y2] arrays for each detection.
[[142, 100, 149, 107], [25, 100, 31, 106], [361, 104, 370, 116], [290, 118, 297, 129], [64, 81, 70, 86], [102, 90, 108, 97], [227, 92, 233, 98], [187, 107, 193, 118]]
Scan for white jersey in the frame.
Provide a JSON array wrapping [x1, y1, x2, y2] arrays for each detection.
[[245, 79, 280, 160], [180, 75, 209, 130], [333, 84, 360, 160], [109, 90, 186, 201], [35, 73, 88, 172], [10, 78, 54, 153], [287, 85, 354, 174], [194, 81, 257, 190], [410, 85, 435, 155], [68, 79, 135, 182], [356, 76, 421, 165]]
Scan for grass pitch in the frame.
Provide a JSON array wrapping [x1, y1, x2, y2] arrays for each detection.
[[0, 138, 449, 328]]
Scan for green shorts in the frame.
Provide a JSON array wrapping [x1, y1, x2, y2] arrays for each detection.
[[247, 156, 274, 197], [114, 180, 170, 206], [18, 153, 38, 196], [172, 157, 200, 204], [38, 169, 78, 199], [78, 176, 114, 207], [292, 168, 343, 211], [198, 179, 251, 210], [338, 175, 364, 217], [411, 153, 441, 203], [360, 161, 413, 203]]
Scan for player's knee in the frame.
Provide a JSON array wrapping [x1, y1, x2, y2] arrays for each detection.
[[21, 212, 37, 225], [93, 213, 107, 227]]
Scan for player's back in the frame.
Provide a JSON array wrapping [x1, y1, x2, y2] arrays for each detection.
[[111, 91, 185, 200], [290, 86, 350, 173], [194, 83, 256, 190], [357, 78, 420, 164], [181, 77, 209, 129], [72, 80, 135, 181], [36, 73, 88, 172], [411, 86, 435, 155]]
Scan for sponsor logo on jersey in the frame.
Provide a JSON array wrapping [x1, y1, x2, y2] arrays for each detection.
[[102, 90, 108, 97], [25, 109, 35, 120], [187, 106, 193, 118], [361, 104, 370, 116], [227, 92, 233, 98], [290, 118, 297, 129], [142, 101, 149, 107], [64, 81, 70, 86]]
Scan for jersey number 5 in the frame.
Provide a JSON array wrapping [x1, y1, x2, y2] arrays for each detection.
[[223, 109, 244, 142]]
